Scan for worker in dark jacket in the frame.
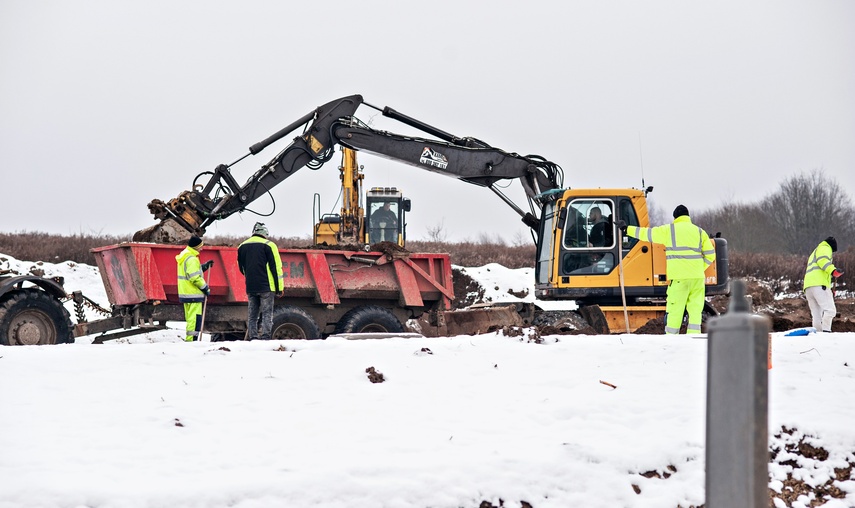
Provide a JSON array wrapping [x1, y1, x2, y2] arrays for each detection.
[[237, 222, 284, 340], [803, 236, 843, 332]]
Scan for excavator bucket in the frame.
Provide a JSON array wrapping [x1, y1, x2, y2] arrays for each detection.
[[413, 302, 535, 337], [132, 218, 193, 244]]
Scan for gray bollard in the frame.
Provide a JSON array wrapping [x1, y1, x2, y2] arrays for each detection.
[[705, 279, 771, 508]]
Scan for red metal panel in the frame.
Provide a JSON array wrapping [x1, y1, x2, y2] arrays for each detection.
[[93, 245, 145, 305], [91, 244, 455, 309], [400, 257, 454, 300], [392, 260, 424, 307], [305, 252, 340, 304], [133, 245, 167, 301]]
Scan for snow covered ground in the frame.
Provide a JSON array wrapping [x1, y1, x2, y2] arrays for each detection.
[[1, 255, 854, 508]]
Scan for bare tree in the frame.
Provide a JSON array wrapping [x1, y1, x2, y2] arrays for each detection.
[[694, 200, 782, 253], [423, 220, 448, 243], [761, 169, 855, 255], [646, 200, 668, 226]]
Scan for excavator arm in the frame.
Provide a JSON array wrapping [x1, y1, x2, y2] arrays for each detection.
[[133, 94, 563, 243]]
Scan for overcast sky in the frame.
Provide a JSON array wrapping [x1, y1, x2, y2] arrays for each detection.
[[1, 1, 853, 243]]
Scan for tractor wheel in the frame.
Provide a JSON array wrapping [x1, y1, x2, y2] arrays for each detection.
[[334, 306, 404, 334], [0, 289, 74, 345], [270, 306, 321, 340], [578, 304, 610, 334]]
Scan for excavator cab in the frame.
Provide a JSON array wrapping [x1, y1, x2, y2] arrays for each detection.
[[365, 187, 409, 247]]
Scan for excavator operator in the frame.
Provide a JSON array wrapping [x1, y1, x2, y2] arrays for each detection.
[[370, 202, 398, 243]]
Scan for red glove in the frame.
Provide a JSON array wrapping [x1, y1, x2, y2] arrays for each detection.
[[832, 269, 843, 278]]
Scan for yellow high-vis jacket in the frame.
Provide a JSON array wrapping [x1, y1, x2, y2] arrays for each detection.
[[803, 240, 837, 290], [627, 215, 715, 279], [176, 246, 208, 302]]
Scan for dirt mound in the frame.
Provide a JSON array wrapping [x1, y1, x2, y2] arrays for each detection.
[[451, 268, 486, 309]]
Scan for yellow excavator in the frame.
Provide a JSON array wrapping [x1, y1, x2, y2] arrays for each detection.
[[313, 147, 410, 248], [134, 94, 730, 332]]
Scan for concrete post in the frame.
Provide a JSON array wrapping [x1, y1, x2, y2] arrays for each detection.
[[705, 279, 771, 508]]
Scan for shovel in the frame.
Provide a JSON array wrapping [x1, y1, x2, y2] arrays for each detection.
[[617, 228, 631, 334], [198, 268, 211, 341]]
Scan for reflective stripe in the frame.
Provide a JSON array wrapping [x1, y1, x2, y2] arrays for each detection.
[[666, 253, 705, 260], [803, 241, 836, 290], [177, 247, 206, 301], [687, 324, 702, 333], [626, 217, 714, 279], [665, 326, 680, 334]]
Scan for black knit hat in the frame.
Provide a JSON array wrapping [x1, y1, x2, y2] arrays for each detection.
[[188, 236, 203, 248], [673, 204, 689, 219], [825, 236, 838, 252]]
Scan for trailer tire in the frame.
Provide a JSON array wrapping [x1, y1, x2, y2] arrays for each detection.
[[271, 306, 321, 340], [211, 333, 245, 342], [0, 289, 73, 345], [335, 306, 404, 334]]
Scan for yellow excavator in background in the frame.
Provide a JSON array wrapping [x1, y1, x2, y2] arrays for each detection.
[[313, 147, 410, 248]]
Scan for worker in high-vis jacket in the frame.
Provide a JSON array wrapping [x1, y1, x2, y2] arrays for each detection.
[[176, 236, 213, 341], [237, 222, 284, 340], [803, 236, 843, 332], [618, 204, 716, 334]]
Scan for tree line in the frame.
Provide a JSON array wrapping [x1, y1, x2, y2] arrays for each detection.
[[692, 169, 853, 256], [1, 169, 850, 292]]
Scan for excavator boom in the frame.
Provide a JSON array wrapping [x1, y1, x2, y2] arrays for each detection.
[[134, 94, 563, 243]]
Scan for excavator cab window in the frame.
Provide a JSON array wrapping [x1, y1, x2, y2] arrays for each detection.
[[617, 198, 640, 253], [367, 198, 402, 245], [560, 199, 616, 275], [535, 200, 558, 285]]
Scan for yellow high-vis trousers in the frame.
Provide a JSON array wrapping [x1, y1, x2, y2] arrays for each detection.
[[665, 278, 705, 334], [183, 301, 202, 341]]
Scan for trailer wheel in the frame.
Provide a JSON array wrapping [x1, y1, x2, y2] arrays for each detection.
[[0, 289, 73, 345], [270, 306, 321, 340], [335, 306, 404, 334], [211, 333, 245, 342]]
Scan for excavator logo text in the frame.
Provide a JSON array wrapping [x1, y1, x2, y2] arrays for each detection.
[[419, 147, 448, 170]]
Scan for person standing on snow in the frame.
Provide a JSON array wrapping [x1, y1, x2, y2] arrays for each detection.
[[237, 222, 284, 340], [803, 236, 843, 332], [176, 236, 213, 341], [618, 204, 716, 334]]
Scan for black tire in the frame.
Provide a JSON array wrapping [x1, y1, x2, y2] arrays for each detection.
[[270, 306, 321, 340], [0, 289, 74, 345], [700, 302, 718, 333], [211, 332, 245, 342], [578, 304, 610, 334], [334, 305, 404, 334]]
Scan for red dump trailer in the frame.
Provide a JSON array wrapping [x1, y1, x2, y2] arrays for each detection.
[[73, 243, 456, 341]]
